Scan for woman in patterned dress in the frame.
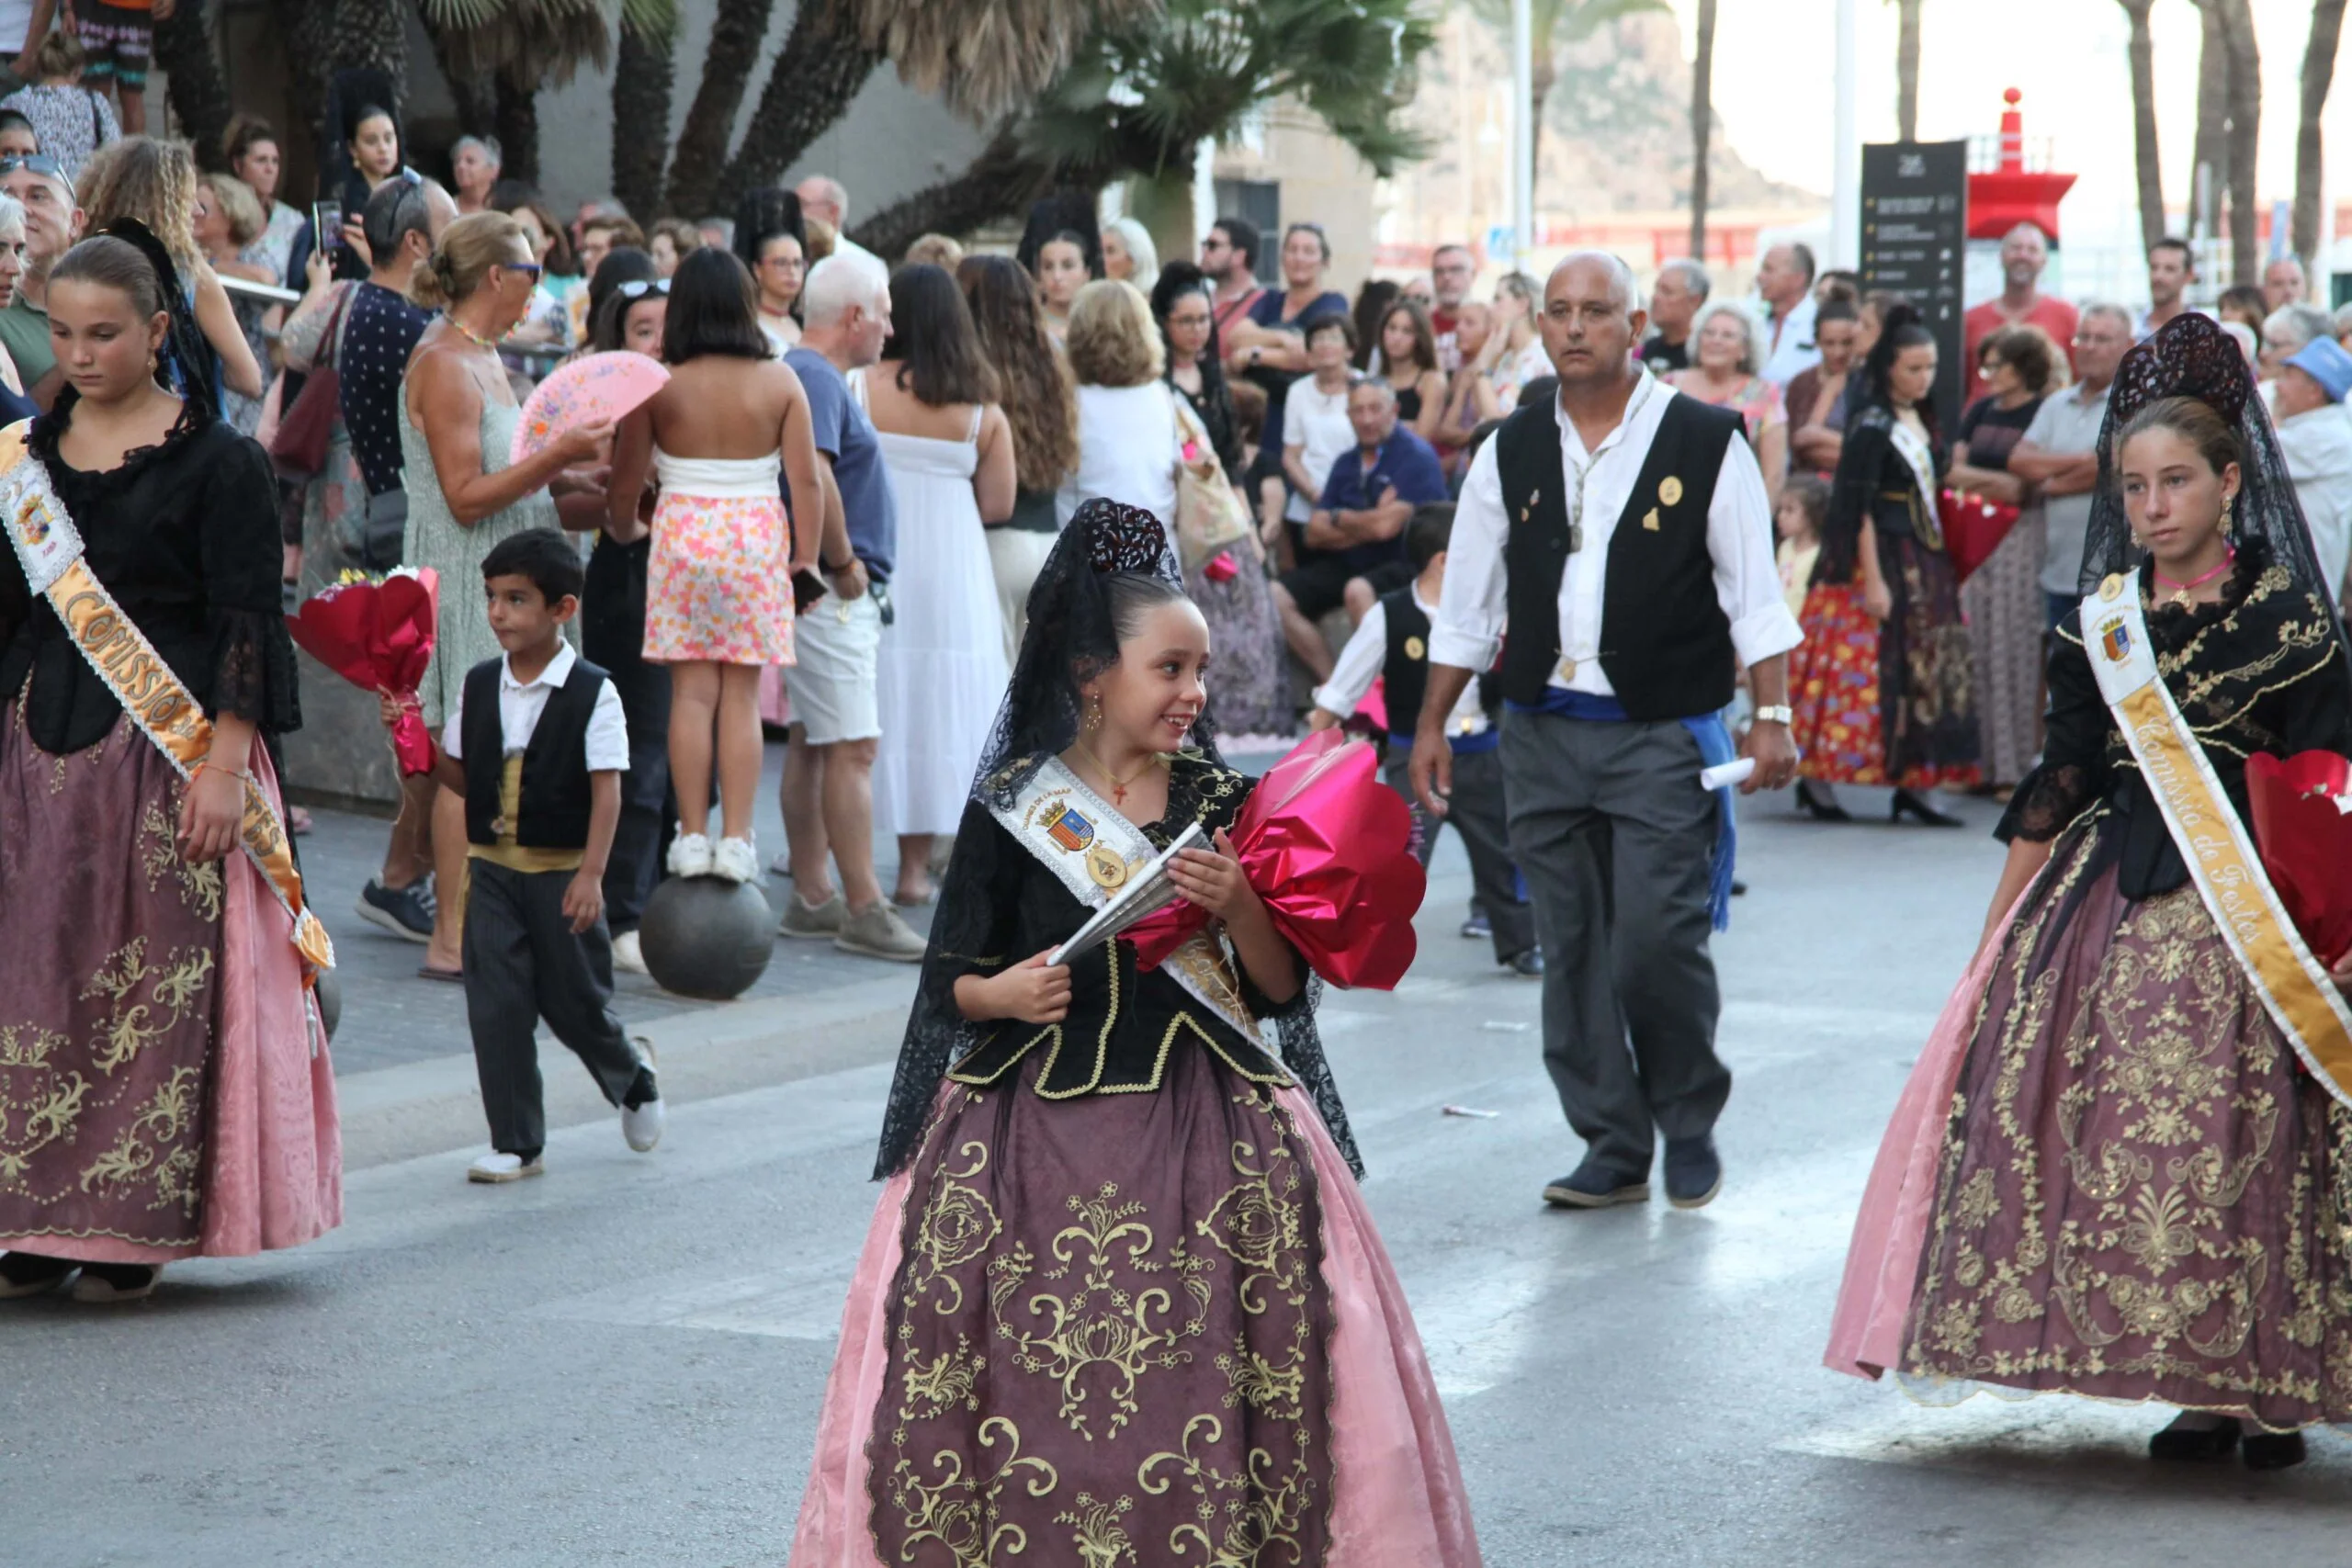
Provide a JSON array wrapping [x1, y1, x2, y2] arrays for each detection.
[[1826, 316, 2352, 1470], [788, 502, 1481, 1567]]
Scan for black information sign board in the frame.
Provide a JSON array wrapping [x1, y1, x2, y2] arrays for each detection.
[[1860, 140, 1969, 433]]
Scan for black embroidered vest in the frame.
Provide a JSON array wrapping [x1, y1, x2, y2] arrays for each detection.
[[1494, 391, 1742, 720], [1382, 588, 1499, 736], [461, 656, 609, 850]]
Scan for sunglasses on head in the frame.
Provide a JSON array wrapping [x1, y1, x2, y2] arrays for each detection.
[[616, 278, 669, 299], [0, 154, 71, 197]]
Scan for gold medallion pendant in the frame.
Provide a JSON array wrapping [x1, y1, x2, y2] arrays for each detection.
[[1086, 840, 1130, 889]]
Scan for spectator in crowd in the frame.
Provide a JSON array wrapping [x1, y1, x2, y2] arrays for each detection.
[[1815, 266, 1861, 308], [863, 263, 1013, 906], [736, 186, 805, 355], [449, 134, 499, 215], [1100, 215, 1158, 293], [1399, 273, 1434, 314], [1786, 296, 1859, 470], [491, 187, 576, 349], [2141, 236, 2194, 337], [2335, 300, 2352, 351], [1061, 277, 1179, 530], [695, 214, 731, 252], [0, 193, 35, 420], [569, 195, 624, 249], [334, 104, 408, 257], [1030, 228, 1092, 344], [1228, 221, 1348, 384], [194, 170, 274, 434], [794, 174, 875, 265], [646, 215, 701, 277], [1432, 300, 1501, 479], [1949, 323, 2061, 790], [47, 0, 149, 133], [1670, 299, 1789, 505], [1272, 310, 1357, 557], [2216, 283, 2267, 335], [222, 113, 304, 285], [1961, 222, 2078, 378], [79, 136, 264, 406], [2272, 335, 2352, 604], [338, 177, 450, 567], [2260, 302, 2333, 385], [571, 213, 644, 338], [903, 231, 962, 271], [1374, 297, 1447, 443], [1200, 214, 1264, 335], [1154, 262, 1291, 739], [0, 150, 77, 402], [1429, 242, 1475, 370], [1351, 276, 1398, 372], [404, 211, 610, 971], [1756, 241, 1820, 384], [0, 29, 113, 178], [771, 252, 923, 958], [2011, 303, 2133, 626], [1487, 270, 1549, 401], [1854, 288, 1902, 362], [1273, 375, 1448, 680], [962, 252, 1078, 654], [2265, 254, 2309, 311], [1640, 258, 1708, 374], [0, 108, 34, 158]]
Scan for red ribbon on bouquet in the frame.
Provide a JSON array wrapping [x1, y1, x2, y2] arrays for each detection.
[[285, 568, 441, 774], [1125, 729, 1427, 989], [2245, 750, 2352, 970]]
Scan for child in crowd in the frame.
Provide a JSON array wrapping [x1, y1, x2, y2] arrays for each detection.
[[1309, 502, 1540, 976], [0, 28, 117, 176], [1776, 472, 1828, 624], [386, 529, 664, 1182]]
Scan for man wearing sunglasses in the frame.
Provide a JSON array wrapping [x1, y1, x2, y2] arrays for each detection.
[[0, 152, 78, 407]]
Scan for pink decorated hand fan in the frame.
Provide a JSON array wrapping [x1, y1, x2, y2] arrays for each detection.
[[510, 352, 671, 465]]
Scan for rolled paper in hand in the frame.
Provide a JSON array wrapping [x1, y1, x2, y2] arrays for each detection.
[[1701, 757, 1756, 791]]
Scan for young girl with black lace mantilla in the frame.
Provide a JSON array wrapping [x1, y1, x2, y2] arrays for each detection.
[[787, 500, 1481, 1568], [1826, 314, 2352, 1472]]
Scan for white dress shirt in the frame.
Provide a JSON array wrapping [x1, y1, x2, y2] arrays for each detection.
[[1429, 380, 1804, 694], [442, 641, 631, 771], [2278, 402, 2352, 603], [1311, 586, 1489, 738], [1758, 295, 1820, 387]]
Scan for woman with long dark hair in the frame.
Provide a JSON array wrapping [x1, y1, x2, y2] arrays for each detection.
[[1788, 300, 1982, 821], [862, 263, 1017, 905], [959, 253, 1077, 659]]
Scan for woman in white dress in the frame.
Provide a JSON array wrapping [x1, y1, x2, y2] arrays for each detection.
[[1061, 278, 1179, 536], [859, 264, 1018, 904]]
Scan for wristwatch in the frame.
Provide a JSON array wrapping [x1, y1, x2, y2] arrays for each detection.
[[1753, 704, 1794, 726]]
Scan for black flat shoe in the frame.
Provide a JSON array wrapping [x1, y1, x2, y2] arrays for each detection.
[[1542, 1160, 1649, 1209], [1794, 781, 1851, 822], [2242, 1430, 2307, 1471], [0, 1250, 75, 1299], [1664, 1134, 1724, 1209], [2149, 1423, 2239, 1462], [1890, 789, 1963, 828]]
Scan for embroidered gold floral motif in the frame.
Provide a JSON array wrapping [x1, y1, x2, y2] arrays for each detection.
[[887, 1415, 1059, 1568], [1054, 1492, 1136, 1568], [908, 1141, 1004, 1315], [1137, 1413, 1312, 1568], [901, 1335, 986, 1421], [138, 801, 225, 921]]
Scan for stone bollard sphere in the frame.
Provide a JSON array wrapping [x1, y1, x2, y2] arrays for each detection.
[[639, 875, 775, 1000]]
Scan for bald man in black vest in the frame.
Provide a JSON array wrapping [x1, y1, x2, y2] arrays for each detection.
[[1410, 253, 1803, 1213]]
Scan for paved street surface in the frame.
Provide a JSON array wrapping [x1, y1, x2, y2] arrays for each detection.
[[9, 761, 2351, 1565]]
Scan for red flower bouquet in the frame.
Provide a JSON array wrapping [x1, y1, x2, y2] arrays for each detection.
[[2244, 750, 2352, 969], [1125, 729, 1426, 988], [1939, 488, 2021, 584], [285, 568, 441, 775]]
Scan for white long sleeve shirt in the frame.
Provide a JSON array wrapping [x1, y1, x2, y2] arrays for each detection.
[[1427, 380, 1803, 694], [1311, 587, 1490, 739]]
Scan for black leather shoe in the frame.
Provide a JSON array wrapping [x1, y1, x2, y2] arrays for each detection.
[[1542, 1161, 1648, 1209], [0, 1250, 74, 1299], [1794, 781, 1852, 822], [1664, 1135, 1724, 1209], [2242, 1430, 2307, 1471], [2148, 1422, 2240, 1462], [1890, 789, 1963, 828], [1505, 948, 1544, 977]]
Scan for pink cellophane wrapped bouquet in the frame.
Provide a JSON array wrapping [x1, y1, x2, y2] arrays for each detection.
[[2245, 750, 2352, 969], [285, 567, 440, 774]]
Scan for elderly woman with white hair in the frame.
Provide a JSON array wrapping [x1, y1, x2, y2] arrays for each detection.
[[0, 193, 37, 422], [1670, 299, 1789, 504], [2261, 302, 2336, 385], [1100, 215, 1159, 294]]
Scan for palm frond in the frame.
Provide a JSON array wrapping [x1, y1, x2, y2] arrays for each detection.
[[847, 0, 1160, 122], [424, 0, 613, 85], [618, 0, 679, 43]]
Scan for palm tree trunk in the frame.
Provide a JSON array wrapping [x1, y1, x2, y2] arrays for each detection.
[[660, 0, 778, 220], [711, 0, 884, 213], [2294, 0, 2347, 276], [153, 0, 232, 163], [330, 0, 408, 107], [423, 15, 498, 141], [2191, 0, 2228, 237], [612, 22, 675, 224], [268, 0, 334, 159], [493, 67, 540, 188], [850, 121, 1070, 262], [1688, 0, 1714, 261], [1126, 163, 1196, 282], [1894, 0, 1920, 142], [2118, 0, 2165, 251], [2220, 0, 2261, 285]]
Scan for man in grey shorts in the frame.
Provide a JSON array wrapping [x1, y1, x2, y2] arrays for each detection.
[[775, 253, 925, 961]]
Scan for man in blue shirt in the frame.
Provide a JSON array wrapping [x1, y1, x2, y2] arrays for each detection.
[[1272, 378, 1450, 681], [775, 251, 924, 962]]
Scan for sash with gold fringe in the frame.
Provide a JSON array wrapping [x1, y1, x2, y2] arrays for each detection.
[[2081, 573, 2352, 1105], [0, 418, 334, 976]]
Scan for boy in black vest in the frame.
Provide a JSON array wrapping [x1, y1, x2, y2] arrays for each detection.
[[1309, 503, 1539, 976], [392, 529, 663, 1182]]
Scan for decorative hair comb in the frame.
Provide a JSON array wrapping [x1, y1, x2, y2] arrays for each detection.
[[2109, 311, 2250, 430], [1078, 499, 1171, 574]]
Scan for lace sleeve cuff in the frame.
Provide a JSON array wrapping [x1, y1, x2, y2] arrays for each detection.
[[1995, 761, 2098, 843], [208, 605, 302, 734]]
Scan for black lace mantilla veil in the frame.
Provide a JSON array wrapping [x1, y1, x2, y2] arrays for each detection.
[[870, 499, 1361, 1180], [2078, 314, 2352, 682]]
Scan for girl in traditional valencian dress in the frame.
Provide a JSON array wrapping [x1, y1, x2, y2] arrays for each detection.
[[788, 501, 1481, 1566], [0, 225, 338, 1304], [1826, 315, 2352, 1470]]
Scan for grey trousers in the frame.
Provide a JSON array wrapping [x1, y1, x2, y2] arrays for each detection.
[[1384, 749, 1536, 962], [462, 858, 646, 1157], [1500, 708, 1729, 1175]]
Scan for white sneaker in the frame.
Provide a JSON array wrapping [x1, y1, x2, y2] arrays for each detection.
[[467, 1151, 546, 1183], [711, 834, 758, 885], [611, 929, 649, 976], [623, 1092, 664, 1153], [667, 832, 714, 878]]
